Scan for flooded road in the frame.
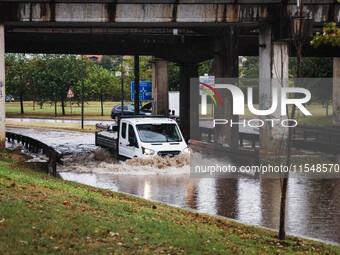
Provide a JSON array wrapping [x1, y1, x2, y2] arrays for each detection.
[[6, 127, 340, 244]]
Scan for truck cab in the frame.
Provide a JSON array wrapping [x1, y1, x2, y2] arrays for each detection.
[[118, 117, 189, 158]]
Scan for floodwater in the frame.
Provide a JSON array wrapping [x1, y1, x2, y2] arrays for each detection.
[[6, 127, 340, 244]]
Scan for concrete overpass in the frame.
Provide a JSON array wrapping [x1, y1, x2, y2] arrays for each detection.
[[0, 0, 340, 149]]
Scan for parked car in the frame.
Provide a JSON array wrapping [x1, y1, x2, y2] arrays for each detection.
[[5, 95, 14, 102], [140, 102, 152, 114], [111, 104, 146, 119], [140, 102, 180, 123]]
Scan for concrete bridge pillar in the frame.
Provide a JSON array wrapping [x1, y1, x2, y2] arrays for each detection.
[[213, 27, 239, 147], [179, 63, 198, 139], [213, 33, 232, 146], [0, 24, 5, 149], [152, 57, 169, 117], [333, 58, 340, 126], [259, 24, 289, 151]]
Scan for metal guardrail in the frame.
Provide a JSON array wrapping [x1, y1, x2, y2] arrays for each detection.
[[5, 132, 63, 176], [200, 125, 340, 154], [190, 140, 259, 165], [292, 125, 340, 154], [199, 127, 259, 148], [293, 124, 340, 144]]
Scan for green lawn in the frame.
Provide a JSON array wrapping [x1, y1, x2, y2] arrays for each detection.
[[5, 101, 150, 119], [0, 150, 339, 254], [5, 101, 334, 127]]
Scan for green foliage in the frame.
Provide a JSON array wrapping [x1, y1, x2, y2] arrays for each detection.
[[168, 62, 180, 91], [301, 58, 333, 106], [240, 56, 259, 78], [82, 65, 117, 115], [43, 55, 84, 115], [97, 55, 116, 70], [198, 59, 214, 76], [83, 65, 117, 100], [310, 22, 340, 48], [5, 54, 86, 115], [5, 54, 154, 113], [5, 54, 31, 113], [301, 57, 333, 78]]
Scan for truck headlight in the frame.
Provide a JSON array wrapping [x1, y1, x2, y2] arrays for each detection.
[[142, 147, 155, 156], [182, 147, 190, 153]]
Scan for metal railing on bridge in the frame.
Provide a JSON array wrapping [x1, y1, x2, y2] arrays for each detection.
[[199, 125, 340, 155]]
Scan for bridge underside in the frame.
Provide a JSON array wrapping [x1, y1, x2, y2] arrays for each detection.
[[2, 0, 340, 61], [4, 24, 340, 61]]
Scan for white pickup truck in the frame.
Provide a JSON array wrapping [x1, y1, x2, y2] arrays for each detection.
[[95, 116, 189, 159]]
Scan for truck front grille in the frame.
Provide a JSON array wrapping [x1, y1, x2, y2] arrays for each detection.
[[157, 151, 181, 157]]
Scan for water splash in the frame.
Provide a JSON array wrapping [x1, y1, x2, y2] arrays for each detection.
[[59, 149, 190, 175]]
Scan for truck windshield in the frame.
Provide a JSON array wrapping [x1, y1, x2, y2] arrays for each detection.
[[136, 124, 182, 143]]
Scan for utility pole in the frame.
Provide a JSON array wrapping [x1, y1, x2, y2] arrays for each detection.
[[121, 55, 124, 116], [81, 55, 84, 129], [54, 55, 57, 117], [134, 55, 140, 115]]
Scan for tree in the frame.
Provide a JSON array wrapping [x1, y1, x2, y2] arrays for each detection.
[[39, 55, 83, 115], [198, 59, 214, 77], [168, 62, 180, 91], [30, 55, 51, 109], [98, 55, 115, 70], [302, 57, 333, 115], [240, 56, 259, 78], [310, 22, 340, 49], [5, 53, 31, 114], [83, 65, 117, 116]]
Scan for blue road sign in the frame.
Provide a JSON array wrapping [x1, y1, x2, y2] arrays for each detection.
[[131, 81, 152, 101]]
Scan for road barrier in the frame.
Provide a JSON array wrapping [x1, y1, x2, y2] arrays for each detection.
[[5, 132, 63, 176]]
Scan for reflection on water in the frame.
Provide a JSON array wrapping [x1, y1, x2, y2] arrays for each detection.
[[60, 172, 340, 244]]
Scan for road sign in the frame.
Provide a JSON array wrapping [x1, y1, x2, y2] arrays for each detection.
[[67, 88, 74, 98], [131, 81, 152, 101], [199, 75, 215, 95], [199, 75, 215, 115]]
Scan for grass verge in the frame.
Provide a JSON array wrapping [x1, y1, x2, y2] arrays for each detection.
[[6, 102, 333, 127], [5, 101, 132, 119], [6, 121, 96, 133], [0, 150, 339, 254]]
